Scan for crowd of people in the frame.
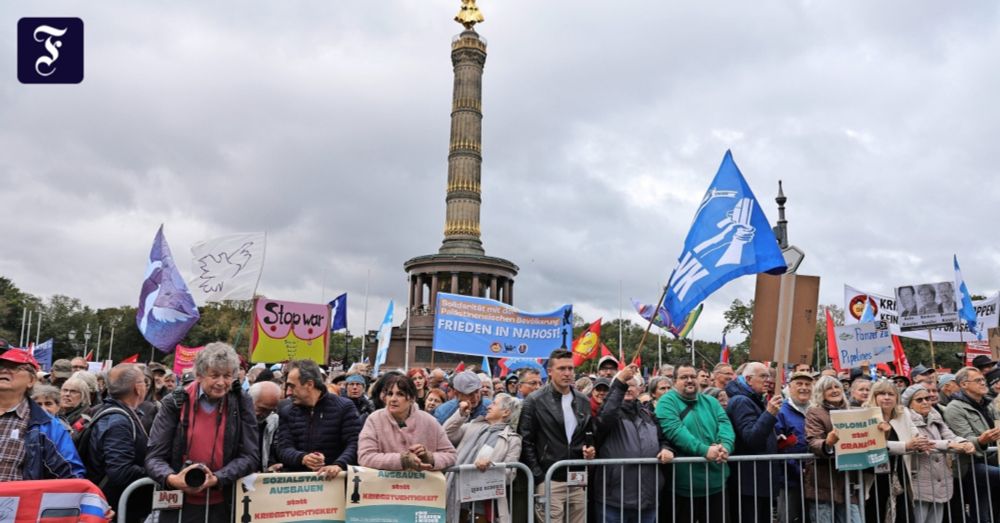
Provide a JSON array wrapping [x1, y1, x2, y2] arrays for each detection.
[[4, 342, 1000, 523]]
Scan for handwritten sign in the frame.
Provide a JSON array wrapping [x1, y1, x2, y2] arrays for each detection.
[[458, 467, 506, 503], [830, 407, 888, 471], [346, 466, 445, 523], [234, 471, 345, 523], [250, 298, 330, 363], [833, 321, 893, 369]]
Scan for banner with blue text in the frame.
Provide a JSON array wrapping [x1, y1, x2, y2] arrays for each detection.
[[432, 293, 572, 359]]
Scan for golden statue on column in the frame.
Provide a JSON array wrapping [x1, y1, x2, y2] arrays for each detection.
[[455, 0, 484, 29]]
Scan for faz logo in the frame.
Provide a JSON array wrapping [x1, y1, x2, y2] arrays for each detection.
[[17, 18, 84, 84]]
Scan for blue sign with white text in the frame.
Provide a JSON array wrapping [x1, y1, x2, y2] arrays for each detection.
[[432, 293, 572, 359]]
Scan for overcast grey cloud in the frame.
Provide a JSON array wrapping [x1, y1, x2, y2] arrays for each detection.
[[3, 1, 1000, 346]]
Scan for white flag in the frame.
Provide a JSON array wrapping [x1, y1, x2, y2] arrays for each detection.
[[189, 232, 266, 303]]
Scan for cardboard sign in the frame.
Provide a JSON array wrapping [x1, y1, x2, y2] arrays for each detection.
[[234, 471, 346, 523], [458, 467, 506, 503], [750, 273, 820, 365], [830, 407, 888, 471], [250, 298, 330, 363], [346, 466, 445, 523], [833, 321, 893, 369]]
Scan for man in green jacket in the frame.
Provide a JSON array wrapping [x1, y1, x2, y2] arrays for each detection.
[[656, 363, 734, 523]]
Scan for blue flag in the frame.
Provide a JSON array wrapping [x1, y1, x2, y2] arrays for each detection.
[[32, 339, 53, 371], [954, 255, 980, 338], [482, 355, 492, 378], [136, 225, 201, 352], [373, 300, 394, 375], [662, 151, 786, 325], [330, 293, 347, 331]]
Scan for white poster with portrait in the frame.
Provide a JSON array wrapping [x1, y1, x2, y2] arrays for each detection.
[[844, 284, 999, 342], [895, 282, 959, 331]]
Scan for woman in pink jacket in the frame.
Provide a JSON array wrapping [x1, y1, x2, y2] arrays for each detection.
[[358, 374, 457, 471]]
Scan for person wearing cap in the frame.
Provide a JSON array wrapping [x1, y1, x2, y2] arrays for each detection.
[[589, 377, 610, 416], [971, 355, 997, 374], [891, 374, 911, 392], [937, 373, 958, 406], [50, 358, 73, 388], [597, 356, 619, 379], [903, 383, 974, 523], [0, 349, 84, 480], [503, 374, 518, 395], [774, 370, 814, 523], [275, 359, 360, 479], [433, 371, 492, 425], [343, 373, 375, 424], [984, 367, 1000, 402], [942, 367, 1000, 523], [145, 342, 259, 523], [910, 364, 934, 385], [518, 349, 595, 523]]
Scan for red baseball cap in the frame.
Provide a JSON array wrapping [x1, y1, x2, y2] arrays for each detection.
[[0, 349, 39, 370]]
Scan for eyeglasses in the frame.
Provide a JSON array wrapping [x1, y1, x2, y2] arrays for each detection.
[[968, 378, 987, 385], [676, 375, 698, 381], [912, 396, 931, 403]]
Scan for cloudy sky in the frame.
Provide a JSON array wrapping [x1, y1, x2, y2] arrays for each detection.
[[3, 1, 999, 346]]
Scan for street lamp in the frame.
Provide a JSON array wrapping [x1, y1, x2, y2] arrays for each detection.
[[84, 324, 92, 357], [68, 329, 77, 357]]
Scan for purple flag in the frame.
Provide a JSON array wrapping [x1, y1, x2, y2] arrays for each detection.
[[136, 225, 200, 352]]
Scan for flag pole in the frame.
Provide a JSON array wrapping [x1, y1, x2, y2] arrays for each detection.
[[927, 328, 936, 369], [618, 280, 624, 362], [95, 325, 102, 363], [18, 308, 27, 347], [24, 312, 33, 349], [362, 268, 370, 364], [404, 271, 412, 372], [35, 313, 42, 346], [657, 331, 662, 370], [630, 284, 670, 364]]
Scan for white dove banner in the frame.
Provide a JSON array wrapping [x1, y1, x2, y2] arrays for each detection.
[[189, 232, 266, 303]]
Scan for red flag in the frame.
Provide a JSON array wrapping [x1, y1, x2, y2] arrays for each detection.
[[571, 319, 602, 366], [497, 358, 510, 377], [599, 344, 623, 370], [825, 308, 841, 372], [630, 352, 642, 368], [121, 353, 139, 364], [892, 336, 910, 378], [454, 361, 466, 373], [84, 351, 93, 362]]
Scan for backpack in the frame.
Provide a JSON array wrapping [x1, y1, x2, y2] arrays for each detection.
[[76, 406, 138, 487]]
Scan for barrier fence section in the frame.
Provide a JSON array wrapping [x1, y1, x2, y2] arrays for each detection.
[[542, 450, 1000, 523], [116, 462, 533, 523]]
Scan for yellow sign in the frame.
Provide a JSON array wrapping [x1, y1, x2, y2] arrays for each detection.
[[250, 298, 330, 363], [234, 471, 346, 523], [346, 466, 446, 523]]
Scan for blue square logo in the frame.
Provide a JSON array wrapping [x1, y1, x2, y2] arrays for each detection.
[[17, 18, 84, 84]]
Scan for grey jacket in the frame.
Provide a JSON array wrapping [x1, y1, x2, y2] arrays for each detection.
[[908, 407, 966, 503], [942, 394, 998, 465]]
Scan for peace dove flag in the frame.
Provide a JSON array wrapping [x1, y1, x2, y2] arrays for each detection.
[[137, 225, 200, 352], [189, 232, 266, 303]]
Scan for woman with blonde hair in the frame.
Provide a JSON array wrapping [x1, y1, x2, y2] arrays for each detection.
[[804, 375, 862, 522]]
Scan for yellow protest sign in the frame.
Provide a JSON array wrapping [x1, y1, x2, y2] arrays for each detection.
[[830, 407, 888, 471], [250, 298, 330, 363], [346, 466, 446, 523], [234, 471, 346, 522]]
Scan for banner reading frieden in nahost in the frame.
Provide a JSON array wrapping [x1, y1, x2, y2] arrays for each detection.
[[831, 407, 888, 471], [234, 471, 346, 523], [432, 292, 572, 359], [250, 298, 330, 363], [346, 466, 445, 523]]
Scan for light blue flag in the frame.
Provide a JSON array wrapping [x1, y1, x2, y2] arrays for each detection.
[[954, 255, 980, 338], [859, 296, 875, 323], [482, 356, 492, 378], [373, 300, 394, 375], [662, 151, 787, 325]]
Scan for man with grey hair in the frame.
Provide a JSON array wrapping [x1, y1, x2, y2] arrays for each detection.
[[943, 366, 1000, 522], [146, 342, 258, 523], [84, 363, 150, 522], [275, 359, 360, 478], [249, 380, 282, 472]]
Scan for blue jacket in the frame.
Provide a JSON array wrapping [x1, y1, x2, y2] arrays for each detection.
[[725, 377, 778, 498], [433, 397, 491, 425], [275, 389, 361, 470], [23, 397, 85, 480], [85, 399, 148, 508], [774, 400, 808, 487]]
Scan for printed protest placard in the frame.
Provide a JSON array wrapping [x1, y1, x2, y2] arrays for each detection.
[[173, 345, 204, 376], [830, 407, 888, 471], [432, 292, 572, 359], [458, 467, 506, 503], [844, 284, 999, 342], [234, 471, 345, 523], [896, 282, 960, 331], [250, 298, 330, 363], [832, 321, 893, 369], [346, 466, 445, 523]]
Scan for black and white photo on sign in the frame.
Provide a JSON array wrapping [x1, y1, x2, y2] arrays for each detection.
[[895, 282, 959, 331]]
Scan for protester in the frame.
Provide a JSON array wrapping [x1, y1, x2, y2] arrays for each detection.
[[697, 369, 711, 389], [593, 364, 672, 522], [589, 377, 610, 416], [275, 359, 360, 478], [574, 376, 593, 395], [725, 361, 783, 522], [407, 368, 430, 409], [444, 393, 522, 523], [84, 364, 151, 523], [357, 374, 456, 471], [864, 378, 926, 523], [517, 368, 543, 399], [847, 374, 871, 407], [903, 383, 974, 523], [31, 384, 61, 416], [504, 374, 518, 395], [519, 349, 595, 523], [805, 375, 861, 522], [343, 374, 375, 423], [59, 376, 91, 436], [703, 386, 728, 409], [72, 370, 100, 407], [477, 373, 494, 400], [910, 364, 934, 385], [71, 357, 89, 373], [434, 371, 492, 424], [942, 367, 1000, 523], [428, 368, 447, 390], [971, 355, 997, 374], [597, 355, 619, 378], [712, 362, 736, 389], [656, 363, 733, 523], [775, 370, 813, 523], [647, 376, 671, 403], [50, 359, 73, 388], [145, 342, 258, 523], [0, 350, 84, 479], [937, 374, 958, 406], [424, 388, 446, 414], [162, 371, 177, 393], [659, 364, 675, 380], [248, 380, 281, 472]]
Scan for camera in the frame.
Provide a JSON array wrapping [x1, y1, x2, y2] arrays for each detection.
[[183, 461, 207, 488]]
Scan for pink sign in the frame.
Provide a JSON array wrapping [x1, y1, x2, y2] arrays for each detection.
[[174, 344, 205, 376]]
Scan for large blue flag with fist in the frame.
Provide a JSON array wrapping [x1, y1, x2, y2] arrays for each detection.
[[662, 151, 786, 326]]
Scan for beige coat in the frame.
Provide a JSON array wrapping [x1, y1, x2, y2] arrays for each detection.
[[443, 413, 522, 523], [906, 407, 966, 503]]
